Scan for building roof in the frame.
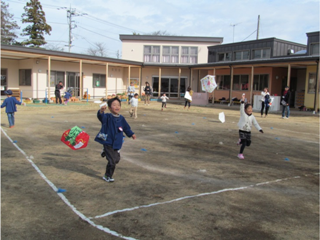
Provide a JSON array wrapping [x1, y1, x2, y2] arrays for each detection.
[[207, 37, 306, 49], [1, 44, 143, 66], [119, 34, 223, 43]]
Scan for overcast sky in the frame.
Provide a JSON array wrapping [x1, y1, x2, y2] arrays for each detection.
[[4, 0, 320, 58]]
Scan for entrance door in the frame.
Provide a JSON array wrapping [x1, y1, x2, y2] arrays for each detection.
[[152, 77, 185, 98], [67, 72, 80, 97]]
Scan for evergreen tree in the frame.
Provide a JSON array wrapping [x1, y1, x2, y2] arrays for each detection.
[[1, 1, 20, 45], [21, 0, 52, 47]]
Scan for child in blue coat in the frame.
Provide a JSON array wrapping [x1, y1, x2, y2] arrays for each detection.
[[64, 89, 72, 105], [95, 97, 136, 182], [1, 90, 25, 128]]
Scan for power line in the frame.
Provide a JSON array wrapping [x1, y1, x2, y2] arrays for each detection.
[[77, 26, 121, 42]]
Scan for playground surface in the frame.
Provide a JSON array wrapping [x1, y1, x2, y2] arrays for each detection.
[[1, 101, 319, 240]]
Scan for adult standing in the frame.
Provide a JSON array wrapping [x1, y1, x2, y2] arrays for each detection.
[[281, 86, 291, 119], [184, 86, 193, 110], [127, 82, 135, 105], [143, 82, 152, 106], [260, 88, 270, 117], [55, 81, 64, 104]]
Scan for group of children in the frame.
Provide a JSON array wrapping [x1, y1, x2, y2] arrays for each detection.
[[1, 85, 264, 183]]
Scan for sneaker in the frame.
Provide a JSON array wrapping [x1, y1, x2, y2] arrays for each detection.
[[282, 117, 285, 119], [102, 176, 110, 182], [109, 177, 115, 182], [9, 126, 14, 128], [237, 154, 244, 159], [236, 139, 241, 145], [285, 117, 289, 119]]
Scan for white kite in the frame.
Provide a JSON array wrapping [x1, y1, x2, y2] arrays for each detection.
[[200, 75, 217, 93], [219, 112, 225, 123]]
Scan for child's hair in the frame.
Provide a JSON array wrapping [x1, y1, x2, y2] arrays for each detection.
[[161, 92, 166, 96], [134, 93, 139, 97], [187, 86, 191, 91], [245, 103, 252, 110], [107, 97, 121, 107]]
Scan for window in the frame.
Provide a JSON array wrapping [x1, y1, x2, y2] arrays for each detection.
[[234, 50, 249, 60], [19, 69, 32, 86], [233, 75, 249, 90], [181, 47, 198, 63], [162, 46, 179, 63], [216, 75, 231, 90], [1, 69, 7, 90], [144, 46, 160, 63], [217, 52, 232, 61], [93, 74, 106, 88], [252, 48, 271, 59], [253, 74, 269, 91], [310, 43, 319, 55], [49, 71, 65, 87], [308, 72, 318, 93]]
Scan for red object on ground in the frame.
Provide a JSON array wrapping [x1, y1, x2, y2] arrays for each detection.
[[61, 128, 90, 150]]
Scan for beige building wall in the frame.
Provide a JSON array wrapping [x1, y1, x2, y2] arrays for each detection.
[[122, 40, 219, 64]]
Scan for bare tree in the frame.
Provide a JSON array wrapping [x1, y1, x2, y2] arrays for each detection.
[[87, 42, 107, 57], [45, 44, 64, 51], [150, 30, 175, 36]]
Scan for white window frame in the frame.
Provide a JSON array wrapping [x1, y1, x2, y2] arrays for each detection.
[[162, 46, 179, 63], [181, 46, 198, 63], [233, 50, 250, 60], [144, 45, 160, 63]]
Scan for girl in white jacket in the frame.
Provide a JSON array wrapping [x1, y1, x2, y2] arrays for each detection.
[[237, 94, 264, 159]]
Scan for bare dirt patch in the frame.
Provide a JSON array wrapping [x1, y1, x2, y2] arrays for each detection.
[[1, 102, 319, 240]]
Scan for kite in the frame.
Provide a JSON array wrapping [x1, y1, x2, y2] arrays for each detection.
[[200, 75, 217, 93], [61, 126, 90, 150]]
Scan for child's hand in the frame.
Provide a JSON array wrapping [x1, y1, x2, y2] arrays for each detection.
[[259, 129, 264, 133], [100, 106, 106, 113], [132, 134, 136, 140]]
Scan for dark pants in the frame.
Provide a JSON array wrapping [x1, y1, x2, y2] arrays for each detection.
[[239, 130, 251, 154], [128, 95, 133, 104], [162, 102, 167, 108], [261, 102, 269, 116], [55, 90, 62, 104], [185, 100, 191, 107], [103, 145, 120, 178]]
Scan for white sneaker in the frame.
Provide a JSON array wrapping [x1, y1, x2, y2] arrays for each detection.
[[102, 176, 114, 182]]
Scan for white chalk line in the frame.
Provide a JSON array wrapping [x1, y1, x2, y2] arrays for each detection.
[[1, 127, 137, 240], [90, 174, 317, 220]]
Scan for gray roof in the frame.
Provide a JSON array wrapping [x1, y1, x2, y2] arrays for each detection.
[[119, 34, 223, 43], [1, 44, 143, 66]]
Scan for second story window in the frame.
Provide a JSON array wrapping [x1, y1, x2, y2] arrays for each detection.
[[162, 46, 179, 63], [234, 50, 249, 60], [144, 46, 160, 63], [252, 48, 271, 59], [310, 43, 319, 55], [181, 47, 198, 63], [218, 52, 231, 61]]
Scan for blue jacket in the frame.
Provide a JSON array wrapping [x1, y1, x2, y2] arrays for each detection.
[[1, 97, 22, 113], [64, 92, 72, 100], [94, 111, 134, 150]]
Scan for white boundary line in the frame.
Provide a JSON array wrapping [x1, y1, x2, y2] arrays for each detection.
[[90, 175, 310, 220], [2, 127, 319, 240], [1, 127, 138, 240]]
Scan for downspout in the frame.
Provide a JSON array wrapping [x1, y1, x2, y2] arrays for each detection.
[[313, 60, 319, 113]]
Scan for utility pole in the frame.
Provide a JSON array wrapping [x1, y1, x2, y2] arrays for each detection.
[[230, 23, 241, 43], [58, 6, 87, 52], [256, 15, 260, 40]]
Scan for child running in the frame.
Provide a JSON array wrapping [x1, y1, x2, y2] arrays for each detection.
[[129, 93, 139, 119], [237, 94, 263, 159], [95, 97, 136, 182], [160, 93, 169, 111], [1, 89, 25, 128], [64, 89, 72, 105]]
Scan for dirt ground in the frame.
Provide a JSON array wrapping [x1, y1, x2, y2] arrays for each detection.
[[1, 100, 319, 240]]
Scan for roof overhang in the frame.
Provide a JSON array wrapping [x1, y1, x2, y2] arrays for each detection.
[[1, 45, 143, 67]]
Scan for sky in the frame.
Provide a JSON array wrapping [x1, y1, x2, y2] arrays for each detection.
[[3, 0, 320, 58]]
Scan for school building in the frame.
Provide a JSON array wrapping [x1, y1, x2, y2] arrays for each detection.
[[1, 31, 319, 110]]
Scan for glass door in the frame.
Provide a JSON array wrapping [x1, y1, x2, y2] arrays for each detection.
[[1, 69, 7, 94], [67, 72, 80, 97]]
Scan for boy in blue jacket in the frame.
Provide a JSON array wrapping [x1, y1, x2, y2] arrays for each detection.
[[95, 97, 136, 182], [1, 90, 25, 128]]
